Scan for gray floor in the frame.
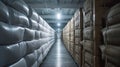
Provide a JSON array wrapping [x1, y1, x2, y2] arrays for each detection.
[[40, 38, 78, 67]]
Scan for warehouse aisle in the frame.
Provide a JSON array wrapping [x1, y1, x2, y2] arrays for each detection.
[[40, 38, 78, 67]]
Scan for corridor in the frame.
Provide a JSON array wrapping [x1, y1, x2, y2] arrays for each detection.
[[40, 39, 78, 67]]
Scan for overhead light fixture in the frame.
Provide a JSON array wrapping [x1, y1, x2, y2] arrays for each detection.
[[56, 13, 61, 20], [57, 23, 61, 27], [57, 28, 61, 31]]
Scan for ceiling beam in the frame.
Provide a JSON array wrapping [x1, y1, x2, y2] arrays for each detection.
[[28, 3, 81, 8], [46, 20, 68, 23], [40, 15, 72, 19], [44, 18, 70, 20]]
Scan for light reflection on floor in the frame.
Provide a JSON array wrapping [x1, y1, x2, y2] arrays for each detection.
[[56, 39, 61, 67], [40, 38, 78, 67]]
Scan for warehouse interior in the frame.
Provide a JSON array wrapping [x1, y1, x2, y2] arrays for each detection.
[[0, 0, 120, 67], [24, 0, 83, 30]]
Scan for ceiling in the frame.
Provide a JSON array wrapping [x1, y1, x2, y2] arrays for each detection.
[[24, 0, 83, 30]]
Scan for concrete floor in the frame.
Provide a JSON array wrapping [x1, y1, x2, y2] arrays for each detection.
[[40, 38, 78, 67]]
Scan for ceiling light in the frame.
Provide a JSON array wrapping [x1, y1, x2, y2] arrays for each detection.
[[57, 13, 61, 20], [57, 23, 61, 27], [57, 28, 61, 31]]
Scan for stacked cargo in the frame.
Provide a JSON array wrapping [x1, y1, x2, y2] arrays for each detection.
[[69, 18, 75, 57], [101, 3, 120, 67], [0, 0, 55, 67], [74, 10, 80, 65], [63, 22, 70, 52], [63, 0, 120, 67], [63, 16, 75, 62], [73, 9, 83, 67], [82, 0, 109, 67], [63, 0, 109, 67], [82, 0, 94, 67], [38, 16, 55, 59], [63, 9, 83, 67]]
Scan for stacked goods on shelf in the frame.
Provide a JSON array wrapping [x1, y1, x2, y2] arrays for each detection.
[[63, 9, 83, 67], [82, 0, 110, 67], [69, 18, 75, 57], [63, 0, 120, 67], [82, 0, 94, 67], [0, 0, 55, 67], [74, 10, 80, 65], [63, 14, 75, 59], [63, 22, 70, 52], [101, 3, 120, 67], [74, 9, 83, 67], [63, 17, 74, 59]]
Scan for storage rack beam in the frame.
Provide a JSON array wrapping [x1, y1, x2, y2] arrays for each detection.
[[28, 3, 82, 8], [46, 20, 68, 23], [40, 15, 72, 19]]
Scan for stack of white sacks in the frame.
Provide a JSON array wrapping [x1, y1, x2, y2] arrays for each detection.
[[0, 0, 55, 67]]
